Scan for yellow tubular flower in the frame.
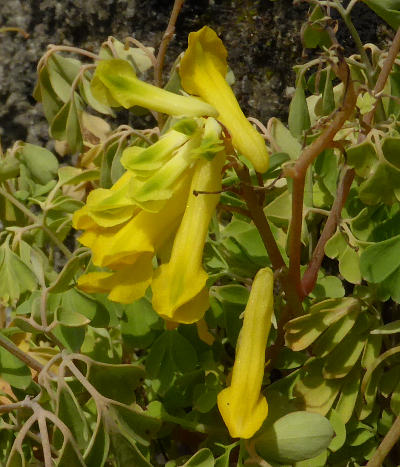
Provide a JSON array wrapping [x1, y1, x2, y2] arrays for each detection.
[[151, 150, 226, 324], [91, 59, 218, 118], [180, 26, 269, 173], [217, 267, 274, 439]]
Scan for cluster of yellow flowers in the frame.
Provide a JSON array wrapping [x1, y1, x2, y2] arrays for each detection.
[[73, 26, 273, 439]]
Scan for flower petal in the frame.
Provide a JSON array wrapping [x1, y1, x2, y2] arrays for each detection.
[[151, 151, 226, 323], [92, 59, 218, 118], [180, 26, 269, 173], [77, 254, 153, 304], [217, 267, 274, 438]]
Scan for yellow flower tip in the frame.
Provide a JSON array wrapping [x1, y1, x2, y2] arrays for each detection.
[[151, 152, 225, 324], [180, 26, 228, 95], [152, 265, 210, 324], [217, 388, 268, 439], [77, 255, 153, 304], [217, 267, 274, 439], [180, 26, 269, 173]]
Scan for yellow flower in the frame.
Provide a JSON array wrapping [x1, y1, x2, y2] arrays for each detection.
[[73, 117, 225, 308], [151, 150, 226, 324], [76, 175, 191, 269], [217, 267, 274, 438], [91, 59, 218, 118], [180, 26, 269, 173]]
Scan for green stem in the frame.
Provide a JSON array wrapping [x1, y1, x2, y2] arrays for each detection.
[[366, 414, 400, 467], [0, 186, 72, 258], [0, 333, 44, 373], [333, 0, 374, 84]]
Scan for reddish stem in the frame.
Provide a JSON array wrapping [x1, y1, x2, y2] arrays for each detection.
[[302, 168, 355, 295]]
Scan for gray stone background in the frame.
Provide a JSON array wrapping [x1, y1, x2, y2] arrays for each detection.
[[0, 0, 388, 150]]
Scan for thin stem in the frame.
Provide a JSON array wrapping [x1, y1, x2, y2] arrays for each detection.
[[345, 0, 360, 15], [234, 164, 285, 271], [363, 27, 400, 128], [332, 0, 374, 83], [0, 399, 32, 414], [37, 45, 99, 72], [0, 333, 44, 373], [0, 27, 29, 38], [288, 175, 306, 298], [154, 0, 185, 88], [124, 37, 157, 68], [285, 54, 357, 300], [302, 167, 355, 296], [0, 186, 72, 258], [366, 414, 400, 467], [38, 413, 52, 467], [234, 163, 303, 319]]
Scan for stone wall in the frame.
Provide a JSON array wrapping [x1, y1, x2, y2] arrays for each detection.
[[0, 0, 385, 149]]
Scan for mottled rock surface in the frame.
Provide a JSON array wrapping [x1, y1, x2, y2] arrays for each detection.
[[0, 0, 386, 149]]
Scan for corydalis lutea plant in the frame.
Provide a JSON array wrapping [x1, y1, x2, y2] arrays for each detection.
[[1, 0, 400, 465]]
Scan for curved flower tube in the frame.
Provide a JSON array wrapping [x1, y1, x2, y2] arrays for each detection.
[[217, 267, 274, 438], [151, 150, 226, 324], [180, 26, 269, 173], [91, 59, 218, 118]]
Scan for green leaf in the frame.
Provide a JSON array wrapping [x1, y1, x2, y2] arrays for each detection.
[[362, 0, 400, 29], [80, 76, 115, 116], [57, 308, 90, 327], [301, 5, 331, 49], [48, 253, 88, 294], [310, 274, 345, 300], [110, 433, 152, 467], [211, 285, 249, 305], [58, 166, 100, 186], [180, 449, 214, 467], [52, 323, 85, 352], [325, 230, 361, 284], [55, 383, 89, 448], [146, 330, 198, 394], [322, 68, 335, 115], [84, 415, 110, 467], [388, 72, 400, 118], [360, 234, 400, 283], [47, 53, 82, 103], [108, 402, 160, 446], [60, 288, 110, 328], [17, 143, 59, 185], [87, 361, 145, 404], [56, 440, 86, 467], [122, 298, 162, 350], [327, 409, 346, 452], [0, 337, 32, 389], [0, 240, 37, 305], [312, 306, 360, 358], [285, 298, 360, 351], [335, 367, 361, 423], [288, 81, 311, 139], [322, 313, 371, 379], [294, 360, 342, 415], [371, 319, 400, 334], [254, 411, 334, 463], [35, 64, 64, 123], [6, 448, 25, 467], [267, 117, 301, 160]]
